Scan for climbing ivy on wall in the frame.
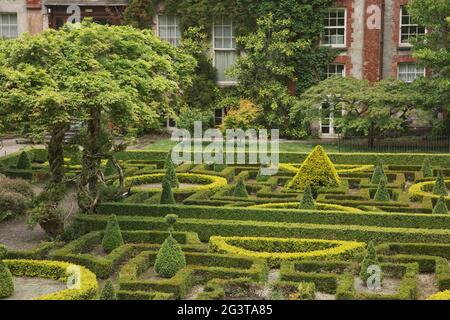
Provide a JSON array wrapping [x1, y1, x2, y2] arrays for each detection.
[[123, 0, 338, 138]]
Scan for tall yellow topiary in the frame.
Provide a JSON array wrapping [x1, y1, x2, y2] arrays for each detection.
[[287, 145, 340, 191]]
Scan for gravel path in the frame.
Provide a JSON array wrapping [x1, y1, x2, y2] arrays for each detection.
[[418, 274, 437, 300], [0, 216, 47, 250], [0, 138, 44, 157], [2, 277, 67, 300]]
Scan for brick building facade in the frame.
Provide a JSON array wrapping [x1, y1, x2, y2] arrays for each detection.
[[0, 0, 428, 136]]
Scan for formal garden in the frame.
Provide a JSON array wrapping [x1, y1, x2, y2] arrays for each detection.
[[0, 144, 449, 300]]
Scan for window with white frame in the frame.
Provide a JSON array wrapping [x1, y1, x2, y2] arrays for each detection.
[[325, 64, 345, 78], [399, 6, 425, 45], [158, 15, 181, 47], [0, 13, 18, 39], [320, 101, 342, 136], [323, 8, 346, 47], [398, 62, 424, 83], [213, 16, 238, 84]]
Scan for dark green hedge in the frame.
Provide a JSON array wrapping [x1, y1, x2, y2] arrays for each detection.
[[96, 203, 450, 230]]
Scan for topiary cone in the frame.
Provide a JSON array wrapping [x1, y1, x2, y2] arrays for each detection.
[[16, 151, 31, 170], [421, 157, 433, 178], [433, 171, 448, 196], [164, 152, 179, 188], [101, 215, 124, 254], [360, 241, 381, 283], [154, 235, 186, 278], [287, 146, 340, 191], [371, 160, 386, 185], [233, 177, 249, 198], [374, 177, 390, 202], [0, 245, 14, 298], [433, 196, 449, 215], [100, 280, 117, 300]]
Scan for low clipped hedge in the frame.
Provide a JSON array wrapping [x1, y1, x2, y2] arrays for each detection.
[[4, 259, 98, 300], [96, 203, 450, 230], [75, 214, 450, 244], [118, 251, 267, 299], [409, 180, 450, 205], [209, 236, 365, 267], [126, 173, 228, 193]]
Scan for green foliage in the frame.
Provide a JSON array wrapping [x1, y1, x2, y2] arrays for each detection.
[[165, 214, 178, 232], [0, 262, 14, 298], [371, 160, 387, 185], [100, 280, 117, 300], [0, 177, 34, 221], [222, 100, 261, 132], [177, 107, 213, 134], [104, 159, 116, 177], [433, 171, 448, 196], [297, 282, 316, 300], [233, 177, 249, 198], [294, 77, 428, 138], [421, 157, 434, 178], [433, 196, 449, 215], [287, 146, 340, 190], [299, 185, 316, 210], [374, 178, 390, 202], [122, 0, 155, 29], [160, 178, 176, 205], [101, 215, 124, 254], [164, 153, 179, 188], [16, 151, 31, 170], [154, 235, 186, 278], [360, 241, 380, 282]]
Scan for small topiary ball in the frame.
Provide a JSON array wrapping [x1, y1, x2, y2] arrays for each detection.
[[101, 215, 124, 254], [154, 235, 186, 278], [0, 245, 14, 298], [165, 214, 178, 230], [100, 280, 117, 300]]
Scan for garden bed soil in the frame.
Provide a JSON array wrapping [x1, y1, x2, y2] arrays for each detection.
[[354, 277, 401, 295], [2, 277, 66, 300]]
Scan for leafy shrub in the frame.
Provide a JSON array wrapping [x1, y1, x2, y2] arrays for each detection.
[[0, 191, 28, 221], [433, 171, 448, 196], [0, 177, 34, 198], [177, 107, 214, 134], [160, 179, 176, 205], [371, 160, 386, 185], [374, 178, 390, 202], [221, 99, 261, 131], [233, 177, 249, 198], [154, 235, 186, 278], [164, 153, 179, 188], [287, 146, 340, 191], [16, 151, 31, 170], [101, 215, 124, 254], [433, 196, 449, 215], [421, 157, 433, 178], [100, 280, 117, 300], [359, 241, 380, 282], [165, 214, 178, 232], [299, 185, 315, 210]]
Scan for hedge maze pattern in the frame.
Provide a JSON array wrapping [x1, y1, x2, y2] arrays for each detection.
[[1, 148, 450, 300]]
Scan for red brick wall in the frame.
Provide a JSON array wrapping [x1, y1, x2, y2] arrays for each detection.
[[363, 0, 384, 81], [333, 0, 354, 77]]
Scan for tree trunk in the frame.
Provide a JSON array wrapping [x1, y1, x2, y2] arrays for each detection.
[[48, 125, 68, 184], [78, 107, 102, 214]]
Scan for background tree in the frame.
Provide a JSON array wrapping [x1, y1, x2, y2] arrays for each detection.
[[408, 0, 450, 134]]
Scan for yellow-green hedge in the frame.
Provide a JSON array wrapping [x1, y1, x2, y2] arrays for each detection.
[[427, 290, 450, 300], [4, 259, 98, 300], [208, 236, 366, 267], [280, 163, 373, 174], [126, 173, 228, 193], [249, 202, 363, 213], [408, 180, 450, 202]]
